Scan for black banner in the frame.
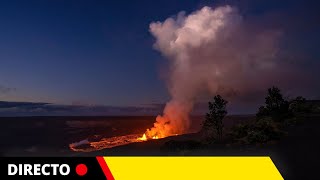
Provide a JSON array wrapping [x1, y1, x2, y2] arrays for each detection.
[[0, 157, 108, 179]]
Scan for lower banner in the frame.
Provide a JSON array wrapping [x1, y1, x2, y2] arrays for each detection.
[[1, 156, 283, 180]]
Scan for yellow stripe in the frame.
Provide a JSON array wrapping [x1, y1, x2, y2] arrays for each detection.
[[103, 157, 283, 180]]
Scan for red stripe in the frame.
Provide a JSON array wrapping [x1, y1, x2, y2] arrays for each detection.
[[96, 156, 115, 180]]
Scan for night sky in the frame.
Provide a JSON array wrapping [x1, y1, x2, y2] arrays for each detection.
[[0, 0, 319, 116]]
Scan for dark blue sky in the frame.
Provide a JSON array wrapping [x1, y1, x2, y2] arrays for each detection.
[[0, 0, 319, 115]]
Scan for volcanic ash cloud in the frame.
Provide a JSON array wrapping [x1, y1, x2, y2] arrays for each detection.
[[146, 5, 283, 138]]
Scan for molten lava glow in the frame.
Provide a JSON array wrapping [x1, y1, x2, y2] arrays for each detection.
[[137, 133, 160, 141], [139, 133, 147, 141], [70, 131, 177, 152], [143, 100, 191, 140]]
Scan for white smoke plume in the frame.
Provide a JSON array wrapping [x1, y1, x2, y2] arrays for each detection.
[[146, 5, 286, 138]]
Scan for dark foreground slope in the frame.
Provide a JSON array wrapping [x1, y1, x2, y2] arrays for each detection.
[[86, 115, 320, 180], [1, 115, 318, 179]]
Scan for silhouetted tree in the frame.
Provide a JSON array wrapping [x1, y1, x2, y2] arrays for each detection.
[[289, 96, 308, 114], [265, 86, 285, 111], [256, 105, 269, 119], [202, 95, 228, 141], [257, 86, 290, 121]]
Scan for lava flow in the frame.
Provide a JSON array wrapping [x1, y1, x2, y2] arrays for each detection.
[[138, 133, 147, 141], [138, 133, 159, 141], [69, 133, 163, 152], [69, 132, 179, 152]]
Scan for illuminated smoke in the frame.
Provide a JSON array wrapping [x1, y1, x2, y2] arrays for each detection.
[[146, 5, 284, 137]]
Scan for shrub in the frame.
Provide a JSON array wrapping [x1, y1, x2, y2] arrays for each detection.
[[248, 118, 283, 143], [230, 118, 283, 144], [230, 123, 250, 139], [247, 130, 269, 143]]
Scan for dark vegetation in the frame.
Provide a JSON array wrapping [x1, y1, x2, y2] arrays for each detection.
[[162, 86, 319, 151], [230, 86, 315, 144], [202, 95, 227, 141]]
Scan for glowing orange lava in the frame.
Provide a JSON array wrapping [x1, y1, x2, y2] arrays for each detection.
[[138, 133, 147, 141], [137, 133, 161, 141]]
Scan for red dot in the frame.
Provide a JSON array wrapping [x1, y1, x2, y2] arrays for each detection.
[[76, 164, 88, 176]]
